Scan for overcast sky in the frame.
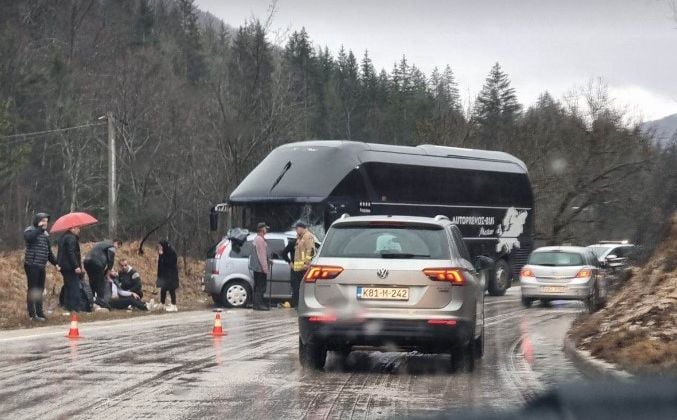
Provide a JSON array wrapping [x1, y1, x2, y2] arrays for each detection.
[[197, 0, 677, 121]]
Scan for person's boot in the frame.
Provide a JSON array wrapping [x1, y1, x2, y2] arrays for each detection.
[[27, 299, 38, 320], [35, 301, 48, 321]]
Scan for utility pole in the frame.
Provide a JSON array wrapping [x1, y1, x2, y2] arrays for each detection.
[[107, 111, 117, 238]]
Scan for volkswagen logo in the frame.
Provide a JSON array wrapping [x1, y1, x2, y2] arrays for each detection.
[[376, 268, 389, 279]]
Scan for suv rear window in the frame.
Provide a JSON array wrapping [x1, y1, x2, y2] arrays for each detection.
[[320, 224, 450, 259], [529, 251, 585, 266]]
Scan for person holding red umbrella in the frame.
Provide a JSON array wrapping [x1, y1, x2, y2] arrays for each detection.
[[51, 212, 98, 314], [57, 226, 84, 314]]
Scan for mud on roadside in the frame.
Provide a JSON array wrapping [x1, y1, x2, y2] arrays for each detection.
[[569, 213, 677, 375]]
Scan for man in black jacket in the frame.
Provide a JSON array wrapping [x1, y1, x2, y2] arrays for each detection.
[[57, 227, 83, 313], [114, 258, 143, 298], [83, 239, 121, 308], [23, 212, 60, 321]]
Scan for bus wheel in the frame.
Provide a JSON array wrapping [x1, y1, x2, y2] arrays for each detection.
[[488, 259, 510, 296]]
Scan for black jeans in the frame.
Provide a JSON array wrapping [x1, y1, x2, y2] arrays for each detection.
[[62, 270, 83, 312], [160, 288, 176, 305], [290, 270, 305, 308], [84, 260, 107, 307], [253, 271, 268, 309], [24, 264, 46, 318], [110, 296, 147, 311]]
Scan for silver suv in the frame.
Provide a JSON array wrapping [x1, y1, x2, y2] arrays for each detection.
[[203, 232, 295, 307], [520, 246, 607, 313], [297, 215, 486, 372]]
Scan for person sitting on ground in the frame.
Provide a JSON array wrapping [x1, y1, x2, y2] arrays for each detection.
[[108, 276, 147, 311], [114, 258, 143, 298]]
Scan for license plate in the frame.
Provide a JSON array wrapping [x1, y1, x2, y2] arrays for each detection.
[[357, 287, 409, 301], [542, 286, 566, 294]]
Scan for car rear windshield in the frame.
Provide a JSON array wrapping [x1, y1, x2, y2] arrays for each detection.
[[319, 224, 450, 259], [587, 246, 611, 258], [528, 251, 585, 266]]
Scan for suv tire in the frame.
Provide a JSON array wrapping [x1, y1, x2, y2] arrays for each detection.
[[488, 259, 510, 296], [521, 296, 534, 308], [473, 327, 484, 359], [450, 341, 475, 373], [221, 280, 251, 308], [299, 337, 327, 370]]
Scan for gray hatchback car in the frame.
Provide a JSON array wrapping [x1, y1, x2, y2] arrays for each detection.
[[203, 232, 295, 307], [297, 215, 486, 371], [520, 246, 607, 313]]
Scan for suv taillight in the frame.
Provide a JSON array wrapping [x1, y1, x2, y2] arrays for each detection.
[[304, 265, 344, 282], [214, 241, 229, 260], [576, 269, 592, 278], [423, 268, 465, 285], [520, 268, 534, 278]]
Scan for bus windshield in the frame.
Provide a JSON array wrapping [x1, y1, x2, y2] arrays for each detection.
[[230, 203, 327, 240]]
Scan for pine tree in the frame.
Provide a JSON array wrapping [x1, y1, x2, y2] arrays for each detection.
[[284, 28, 316, 137], [473, 62, 522, 148], [177, 0, 206, 83], [135, 0, 155, 46]]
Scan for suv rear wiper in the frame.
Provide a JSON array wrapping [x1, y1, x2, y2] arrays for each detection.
[[380, 253, 430, 259]]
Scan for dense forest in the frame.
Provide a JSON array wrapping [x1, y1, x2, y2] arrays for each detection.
[[1, 0, 675, 258]]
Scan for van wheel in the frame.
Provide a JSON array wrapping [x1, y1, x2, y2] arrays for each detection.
[[299, 337, 327, 370], [488, 259, 510, 296], [221, 280, 251, 308]]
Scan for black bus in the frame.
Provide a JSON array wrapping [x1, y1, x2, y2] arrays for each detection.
[[213, 140, 534, 296]]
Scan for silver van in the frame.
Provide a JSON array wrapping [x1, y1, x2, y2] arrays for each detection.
[[203, 232, 295, 307]]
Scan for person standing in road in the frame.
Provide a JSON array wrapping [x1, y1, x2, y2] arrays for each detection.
[[157, 240, 179, 312], [83, 239, 121, 308], [57, 227, 83, 314], [291, 221, 316, 309], [23, 212, 60, 321], [249, 222, 270, 311]]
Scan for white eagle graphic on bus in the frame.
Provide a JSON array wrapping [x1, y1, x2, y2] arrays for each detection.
[[495, 207, 529, 253]]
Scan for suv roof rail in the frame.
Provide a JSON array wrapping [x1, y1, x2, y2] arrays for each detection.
[[340, 213, 351, 220], [598, 240, 630, 245], [434, 215, 450, 222]]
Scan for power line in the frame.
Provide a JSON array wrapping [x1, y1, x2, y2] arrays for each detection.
[[0, 122, 106, 144]]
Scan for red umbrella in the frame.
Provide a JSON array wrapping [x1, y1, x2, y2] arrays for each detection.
[[50, 212, 98, 233]]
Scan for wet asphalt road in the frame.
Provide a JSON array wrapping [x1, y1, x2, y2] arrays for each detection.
[[0, 287, 584, 419]]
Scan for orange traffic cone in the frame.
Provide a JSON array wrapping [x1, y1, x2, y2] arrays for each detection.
[[66, 313, 82, 339], [211, 312, 227, 336]]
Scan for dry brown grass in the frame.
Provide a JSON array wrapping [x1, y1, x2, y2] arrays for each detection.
[[569, 213, 677, 374], [0, 240, 210, 329]]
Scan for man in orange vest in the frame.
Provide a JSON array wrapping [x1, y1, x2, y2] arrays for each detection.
[[291, 221, 315, 308]]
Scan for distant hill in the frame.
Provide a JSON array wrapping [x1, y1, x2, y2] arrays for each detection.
[[642, 113, 677, 147]]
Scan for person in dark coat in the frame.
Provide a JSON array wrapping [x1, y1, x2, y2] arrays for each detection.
[[83, 239, 121, 308], [23, 212, 60, 321], [57, 227, 83, 313], [114, 258, 143, 298], [157, 240, 179, 311]]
